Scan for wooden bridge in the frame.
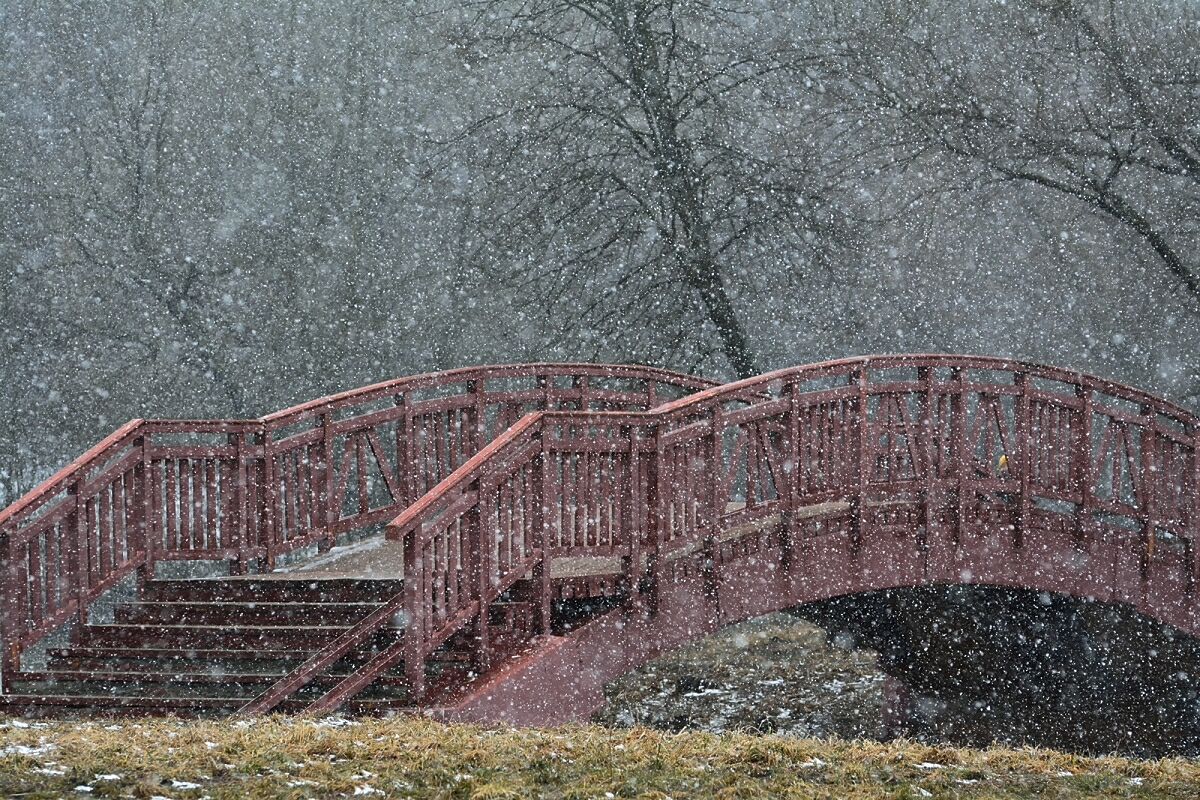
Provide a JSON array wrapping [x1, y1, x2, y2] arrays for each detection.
[[0, 355, 1197, 721]]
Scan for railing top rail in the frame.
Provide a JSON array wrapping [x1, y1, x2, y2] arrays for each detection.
[[651, 354, 1199, 427], [259, 363, 716, 427], [0, 363, 712, 534], [0, 418, 145, 531], [384, 352, 1200, 535], [388, 411, 548, 538]]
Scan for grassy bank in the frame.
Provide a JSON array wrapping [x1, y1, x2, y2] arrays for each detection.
[[0, 716, 1196, 799]]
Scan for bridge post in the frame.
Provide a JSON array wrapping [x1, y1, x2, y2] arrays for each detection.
[[473, 482, 492, 674], [402, 526, 426, 700], [917, 367, 934, 561], [68, 478, 89, 628], [1139, 403, 1157, 574], [0, 529, 11, 691], [316, 411, 336, 553], [852, 366, 869, 552], [627, 425, 643, 609], [1191, 423, 1200, 594], [228, 429, 250, 575], [646, 424, 667, 614], [260, 429, 278, 570], [1014, 372, 1031, 548], [702, 405, 723, 622], [1075, 384, 1094, 543], [530, 432, 552, 636], [132, 435, 151, 584], [779, 380, 802, 569], [952, 367, 969, 545]]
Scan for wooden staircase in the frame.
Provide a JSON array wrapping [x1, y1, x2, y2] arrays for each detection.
[[0, 574, 549, 717], [0, 577, 414, 715]]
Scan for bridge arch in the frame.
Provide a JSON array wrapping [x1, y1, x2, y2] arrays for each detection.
[[4, 355, 1197, 722], [243, 354, 1200, 719]]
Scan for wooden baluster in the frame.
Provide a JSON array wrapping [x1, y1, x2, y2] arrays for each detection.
[[577, 375, 590, 412], [531, 430, 552, 635]]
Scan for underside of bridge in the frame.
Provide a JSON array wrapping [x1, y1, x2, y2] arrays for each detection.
[[0, 356, 1198, 756], [796, 586, 1200, 757]]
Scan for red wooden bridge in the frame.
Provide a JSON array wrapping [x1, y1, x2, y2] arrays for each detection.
[[0, 355, 1197, 720]]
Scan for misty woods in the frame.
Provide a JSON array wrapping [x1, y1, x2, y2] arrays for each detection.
[[2, 0, 1198, 502]]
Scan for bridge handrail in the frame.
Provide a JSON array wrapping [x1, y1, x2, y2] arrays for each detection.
[[0, 363, 711, 687], [252, 353, 1200, 714]]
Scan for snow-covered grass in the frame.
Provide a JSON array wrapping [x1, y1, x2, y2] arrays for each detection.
[[0, 716, 1195, 798]]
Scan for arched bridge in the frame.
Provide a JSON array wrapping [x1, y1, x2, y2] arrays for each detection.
[[0, 356, 1197, 720]]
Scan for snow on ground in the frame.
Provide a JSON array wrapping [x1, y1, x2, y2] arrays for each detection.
[[597, 613, 887, 738]]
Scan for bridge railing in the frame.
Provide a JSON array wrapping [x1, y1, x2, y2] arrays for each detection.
[[0, 364, 713, 687], [247, 354, 1200, 714]]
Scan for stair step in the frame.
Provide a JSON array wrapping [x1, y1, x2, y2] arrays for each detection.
[[114, 601, 384, 626], [77, 623, 403, 650], [15, 670, 408, 688], [0, 693, 414, 717], [47, 645, 314, 666], [140, 578, 403, 604]]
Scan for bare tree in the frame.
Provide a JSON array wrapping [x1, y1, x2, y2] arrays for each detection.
[[437, 0, 860, 378], [843, 0, 1200, 303]]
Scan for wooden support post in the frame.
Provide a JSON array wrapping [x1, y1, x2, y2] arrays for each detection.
[[530, 435, 552, 635], [952, 367, 969, 546], [1190, 424, 1200, 594], [1014, 372, 1031, 548], [1140, 404, 1157, 576], [1076, 384, 1094, 544], [229, 430, 249, 575], [261, 429, 277, 571], [474, 488, 492, 673], [627, 425, 643, 608], [779, 381, 801, 570], [646, 424, 666, 614], [0, 527, 16, 692], [852, 367, 869, 553], [395, 394, 410, 508], [402, 528, 426, 700], [133, 435, 151, 586], [68, 479, 89, 628], [917, 367, 935, 560], [319, 411, 336, 552], [703, 405, 723, 620]]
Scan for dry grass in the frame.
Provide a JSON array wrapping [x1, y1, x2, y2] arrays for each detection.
[[0, 716, 1197, 798]]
